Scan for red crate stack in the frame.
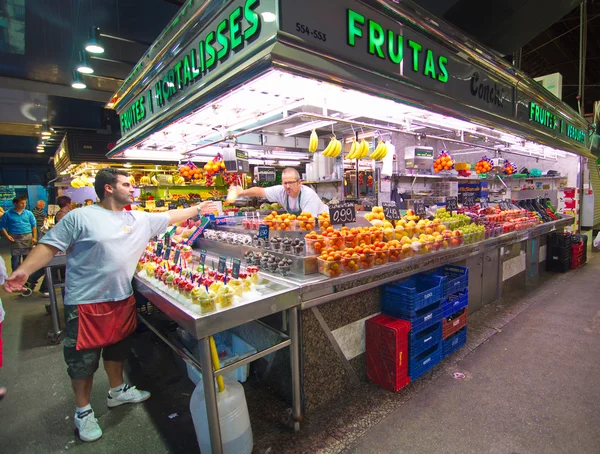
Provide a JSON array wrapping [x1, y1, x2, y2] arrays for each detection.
[[571, 242, 585, 269], [366, 314, 411, 392], [442, 307, 468, 339]]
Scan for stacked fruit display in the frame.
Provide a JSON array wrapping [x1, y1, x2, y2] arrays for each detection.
[[178, 163, 203, 181], [503, 160, 517, 175], [364, 206, 385, 225], [475, 156, 493, 174], [433, 151, 454, 173]]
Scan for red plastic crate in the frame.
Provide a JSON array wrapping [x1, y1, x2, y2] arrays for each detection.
[[571, 254, 584, 269], [571, 242, 584, 258], [366, 314, 411, 392], [442, 307, 468, 339]]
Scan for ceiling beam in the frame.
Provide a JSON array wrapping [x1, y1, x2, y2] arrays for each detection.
[[0, 76, 112, 103]]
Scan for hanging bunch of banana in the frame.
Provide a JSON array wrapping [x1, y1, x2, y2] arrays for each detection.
[[308, 129, 318, 153], [322, 136, 342, 158], [346, 139, 370, 160], [370, 140, 388, 161]]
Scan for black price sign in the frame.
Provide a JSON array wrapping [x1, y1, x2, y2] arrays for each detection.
[[480, 197, 489, 209], [382, 201, 400, 221], [155, 200, 165, 208], [413, 200, 427, 217], [178, 197, 187, 206], [173, 248, 181, 265], [164, 245, 172, 260], [445, 196, 458, 212], [191, 198, 201, 205], [217, 256, 227, 274], [232, 258, 241, 279], [462, 192, 475, 207], [329, 202, 356, 225], [155, 242, 163, 257], [199, 249, 207, 265], [168, 203, 177, 210], [258, 224, 270, 240]]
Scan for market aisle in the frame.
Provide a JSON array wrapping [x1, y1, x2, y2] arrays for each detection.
[[346, 255, 600, 454]]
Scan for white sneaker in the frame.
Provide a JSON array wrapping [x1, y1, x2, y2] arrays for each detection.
[[74, 409, 102, 442], [106, 384, 151, 408]]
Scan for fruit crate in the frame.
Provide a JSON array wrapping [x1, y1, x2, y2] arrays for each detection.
[[442, 327, 468, 359], [442, 307, 468, 339], [409, 341, 442, 381], [442, 290, 468, 318], [382, 274, 443, 312], [546, 257, 571, 273], [547, 244, 572, 262], [428, 265, 469, 298], [548, 232, 572, 247], [383, 299, 443, 334], [366, 314, 411, 392], [408, 322, 442, 358], [571, 235, 588, 263]]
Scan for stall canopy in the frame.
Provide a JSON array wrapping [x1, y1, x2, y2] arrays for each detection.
[[107, 0, 594, 162]]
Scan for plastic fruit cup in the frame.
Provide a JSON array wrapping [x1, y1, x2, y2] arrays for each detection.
[[374, 250, 389, 266], [343, 234, 358, 248], [356, 232, 371, 246], [324, 236, 345, 251], [359, 253, 376, 269], [418, 242, 433, 255], [276, 220, 296, 231], [297, 220, 315, 231], [341, 257, 360, 273], [388, 247, 403, 262], [305, 237, 324, 256], [318, 219, 331, 230], [317, 257, 342, 277], [370, 230, 383, 243]]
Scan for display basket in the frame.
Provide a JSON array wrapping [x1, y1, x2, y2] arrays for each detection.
[[442, 290, 469, 318], [442, 327, 468, 359], [366, 314, 411, 392], [408, 322, 442, 358], [428, 265, 469, 298], [409, 341, 442, 381], [383, 299, 444, 334], [442, 307, 468, 339], [382, 274, 443, 312]]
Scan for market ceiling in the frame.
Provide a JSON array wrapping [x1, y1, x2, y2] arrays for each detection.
[[0, 0, 594, 175]]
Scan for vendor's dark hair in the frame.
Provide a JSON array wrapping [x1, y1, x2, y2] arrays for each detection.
[[95, 168, 130, 201], [12, 196, 27, 205], [56, 196, 71, 208]]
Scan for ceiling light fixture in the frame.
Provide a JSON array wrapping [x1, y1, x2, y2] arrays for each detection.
[[71, 70, 86, 89], [41, 122, 51, 137], [85, 26, 104, 54], [76, 51, 94, 74]]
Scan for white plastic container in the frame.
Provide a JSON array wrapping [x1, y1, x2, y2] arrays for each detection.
[[190, 375, 253, 454]]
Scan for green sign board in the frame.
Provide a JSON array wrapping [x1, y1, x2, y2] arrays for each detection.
[[119, 0, 269, 137], [528, 102, 586, 145]]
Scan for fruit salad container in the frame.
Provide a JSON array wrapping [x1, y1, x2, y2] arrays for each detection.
[[318, 218, 331, 230], [275, 219, 296, 231], [416, 241, 434, 255], [388, 247, 403, 262], [341, 256, 360, 273], [369, 228, 384, 243], [374, 250, 389, 266], [400, 245, 416, 260], [324, 236, 345, 251], [342, 233, 358, 248], [355, 231, 371, 246], [317, 257, 343, 277], [442, 219, 460, 230], [305, 237, 325, 256], [359, 252, 376, 269]]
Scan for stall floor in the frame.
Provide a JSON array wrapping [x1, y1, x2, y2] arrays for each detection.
[[0, 247, 599, 453]]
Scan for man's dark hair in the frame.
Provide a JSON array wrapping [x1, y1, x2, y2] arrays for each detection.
[[56, 196, 71, 208], [13, 196, 27, 205], [94, 168, 129, 201]]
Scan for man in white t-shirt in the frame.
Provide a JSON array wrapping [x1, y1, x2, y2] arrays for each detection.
[[3, 168, 215, 442], [236, 168, 328, 217]]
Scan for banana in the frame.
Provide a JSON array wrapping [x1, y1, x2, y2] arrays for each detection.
[[128, 175, 136, 186], [332, 139, 342, 157], [372, 141, 389, 161], [309, 130, 318, 153], [358, 139, 367, 158], [151, 175, 159, 185], [346, 139, 358, 159], [370, 140, 383, 160], [322, 137, 336, 156], [376, 142, 388, 161]]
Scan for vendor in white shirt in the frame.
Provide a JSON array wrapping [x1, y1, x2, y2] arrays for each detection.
[[235, 168, 328, 217]]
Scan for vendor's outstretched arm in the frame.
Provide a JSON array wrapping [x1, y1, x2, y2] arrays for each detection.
[[238, 187, 266, 198], [4, 243, 60, 292]]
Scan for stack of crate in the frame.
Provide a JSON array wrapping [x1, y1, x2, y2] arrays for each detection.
[[382, 274, 445, 381], [546, 232, 572, 273]]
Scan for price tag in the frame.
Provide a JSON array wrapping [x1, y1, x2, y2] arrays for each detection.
[[217, 256, 227, 274], [329, 202, 356, 225], [445, 196, 458, 212], [178, 197, 187, 206], [173, 248, 181, 265], [155, 200, 165, 208], [232, 258, 241, 279], [413, 200, 427, 217], [462, 192, 475, 207], [155, 242, 163, 257], [199, 249, 207, 265], [382, 201, 401, 221], [164, 245, 172, 261], [480, 197, 489, 209], [258, 224, 270, 240], [168, 203, 177, 210]]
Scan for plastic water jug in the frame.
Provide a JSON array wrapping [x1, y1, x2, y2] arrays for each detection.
[[190, 375, 253, 454]]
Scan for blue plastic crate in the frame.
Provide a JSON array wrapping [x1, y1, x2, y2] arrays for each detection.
[[383, 299, 443, 334], [409, 322, 442, 358], [442, 327, 467, 359], [430, 265, 469, 298], [383, 275, 444, 312], [409, 341, 442, 380], [442, 290, 469, 318]]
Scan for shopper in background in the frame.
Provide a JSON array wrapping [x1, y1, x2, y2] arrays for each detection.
[[3, 168, 216, 442], [0, 197, 37, 284], [32, 200, 47, 240], [84, 199, 94, 206], [55, 196, 72, 223], [0, 255, 7, 400]]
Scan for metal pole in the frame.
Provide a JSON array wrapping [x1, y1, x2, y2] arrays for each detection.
[[288, 306, 302, 432], [198, 337, 223, 454], [579, 0, 588, 115], [512, 48, 522, 69], [45, 267, 61, 337]]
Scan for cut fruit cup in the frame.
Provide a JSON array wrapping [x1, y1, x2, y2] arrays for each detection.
[[305, 237, 325, 256], [369, 229, 384, 243], [275, 220, 296, 231], [355, 232, 371, 246], [317, 257, 343, 277], [374, 249, 389, 266], [324, 236, 345, 251], [341, 256, 360, 273], [318, 219, 331, 230], [359, 253, 376, 269], [342, 233, 358, 248], [388, 247, 403, 262]]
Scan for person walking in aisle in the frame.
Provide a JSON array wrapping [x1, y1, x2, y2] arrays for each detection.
[[3, 168, 215, 442], [32, 200, 47, 240], [55, 196, 72, 223]]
